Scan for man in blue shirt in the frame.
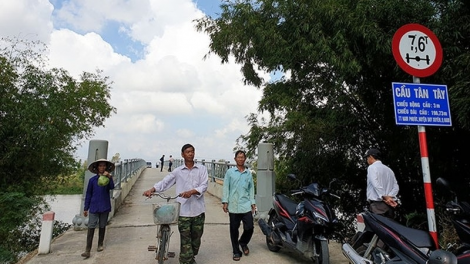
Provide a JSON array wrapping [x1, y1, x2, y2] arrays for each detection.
[[222, 150, 256, 261]]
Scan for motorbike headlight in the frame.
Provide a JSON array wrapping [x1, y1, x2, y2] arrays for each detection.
[[312, 211, 328, 225]]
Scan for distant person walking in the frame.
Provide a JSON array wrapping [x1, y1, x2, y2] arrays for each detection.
[[168, 155, 174, 172], [222, 150, 256, 261], [143, 144, 208, 264], [81, 159, 115, 259], [159, 155, 165, 172]]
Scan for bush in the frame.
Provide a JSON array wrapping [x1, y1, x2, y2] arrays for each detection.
[[0, 193, 71, 263]]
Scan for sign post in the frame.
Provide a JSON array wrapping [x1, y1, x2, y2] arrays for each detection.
[[392, 23, 445, 248]]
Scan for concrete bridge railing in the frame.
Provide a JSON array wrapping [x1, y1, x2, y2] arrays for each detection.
[[73, 141, 274, 230], [110, 159, 147, 219], [72, 157, 147, 230], [161, 158, 251, 199], [160, 154, 274, 215]]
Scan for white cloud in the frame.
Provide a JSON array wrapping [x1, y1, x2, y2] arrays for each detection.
[[49, 29, 130, 77], [116, 114, 165, 134], [0, 0, 53, 43], [54, 0, 151, 33], [176, 129, 195, 139], [1, 0, 268, 162], [214, 118, 249, 139]]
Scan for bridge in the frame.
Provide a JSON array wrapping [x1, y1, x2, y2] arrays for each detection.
[[20, 141, 347, 264]]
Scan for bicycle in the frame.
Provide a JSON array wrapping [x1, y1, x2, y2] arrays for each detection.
[[147, 192, 181, 264]]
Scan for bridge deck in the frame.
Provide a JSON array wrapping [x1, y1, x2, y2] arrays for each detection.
[[23, 168, 347, 264]]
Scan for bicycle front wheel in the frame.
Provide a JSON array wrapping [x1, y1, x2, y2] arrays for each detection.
[[157, 225, 171, 264]]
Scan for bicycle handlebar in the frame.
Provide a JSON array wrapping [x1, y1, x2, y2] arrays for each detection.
[[148, 192, 181, 201], [152, 192, 180, 199]]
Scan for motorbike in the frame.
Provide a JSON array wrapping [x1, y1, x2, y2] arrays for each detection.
[[258, 174, 340, 264], [342, 208, 470, 264], [436, 177, 470, 256]]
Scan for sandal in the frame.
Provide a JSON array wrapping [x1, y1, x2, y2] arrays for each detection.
[[241, 245, 249, 256], [233, 253, 242, 261]]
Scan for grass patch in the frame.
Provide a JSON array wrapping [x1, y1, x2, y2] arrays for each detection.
[[47, 174, 84, 195]]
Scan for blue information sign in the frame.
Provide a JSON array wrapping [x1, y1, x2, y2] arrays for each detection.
[[392, 82, 452, 126]]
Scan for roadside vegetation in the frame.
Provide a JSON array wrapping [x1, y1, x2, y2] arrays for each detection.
[[0, 37, 116, 263], [46, 161, 86, 195], [197, 0, 470, 246], [2, 1, 470, 261]]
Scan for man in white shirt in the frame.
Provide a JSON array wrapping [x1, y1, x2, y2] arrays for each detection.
[[168, 155, 174, 172], [364, 148, 399, 218], [144, 144, 208, 264]]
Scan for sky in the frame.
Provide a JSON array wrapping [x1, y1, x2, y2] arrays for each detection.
[[0, 0, 270, 163]]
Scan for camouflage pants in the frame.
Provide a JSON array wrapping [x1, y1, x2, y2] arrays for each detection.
[[178, 213, 205, 264]]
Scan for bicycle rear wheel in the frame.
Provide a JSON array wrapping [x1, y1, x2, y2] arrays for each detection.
[[157, 225, 171, 264]]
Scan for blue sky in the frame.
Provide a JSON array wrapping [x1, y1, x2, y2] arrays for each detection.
[[0, 0, 270, 163], [50, 0, 222, 63], [194, 0, 223, 17]]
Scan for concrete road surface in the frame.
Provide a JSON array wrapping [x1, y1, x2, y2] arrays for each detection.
[[22, 168, 348, 264]]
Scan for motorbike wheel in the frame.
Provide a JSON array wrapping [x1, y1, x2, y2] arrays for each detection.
[[313, 240, 329, 264], [266, 215, 281, 252], [157, 225, 170, 264]]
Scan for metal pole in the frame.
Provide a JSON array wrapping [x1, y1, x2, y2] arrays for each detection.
[[211, 160, 216, 182], [116, 161, 122, 190], [124, 159, 128, 182], [414, 76, 438, 248]]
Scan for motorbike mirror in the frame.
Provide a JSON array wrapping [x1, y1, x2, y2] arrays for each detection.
[[329, 178, 337, 188], [436, 177, 450, 188], [287, 174, 303, 188], [287, 174, 297, 181], [436, 177, 456, 196]]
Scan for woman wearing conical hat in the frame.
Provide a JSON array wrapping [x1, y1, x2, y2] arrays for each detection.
[[81, 159, 115, 259]]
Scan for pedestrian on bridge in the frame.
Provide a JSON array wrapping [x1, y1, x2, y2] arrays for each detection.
[[160, 154, 165, 172], [222, 150, 256, 261], [168, 155, 174, 172], [144, 144, 208, 264], [81, 159, 115, 259]]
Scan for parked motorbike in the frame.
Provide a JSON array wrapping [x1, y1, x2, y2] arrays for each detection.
[[347, 198, 401, 257], [436, 177, 470, 255], [258, 174, 340, 264], [342, 208, 469, 264]]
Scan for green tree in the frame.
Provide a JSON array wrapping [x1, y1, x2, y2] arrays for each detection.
[[0, 38, 116, 262], [197, 0, 470, 239]]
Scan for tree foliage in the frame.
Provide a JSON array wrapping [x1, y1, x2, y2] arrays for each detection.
[[0, 192, 71, 263], [0, 38, 116, 194], [0, 37, 116, 262], [197, 0, 470, 237]]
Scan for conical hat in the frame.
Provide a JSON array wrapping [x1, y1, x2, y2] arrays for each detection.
[[88, 159, 115, 174]]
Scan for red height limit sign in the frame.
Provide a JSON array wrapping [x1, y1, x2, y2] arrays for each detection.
[[392, 23, 443, 78], [391, 23, 444, 248]]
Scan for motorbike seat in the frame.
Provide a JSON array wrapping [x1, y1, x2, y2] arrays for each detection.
[[372, 213, 435, 248], [275, 193, 298, 216]]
